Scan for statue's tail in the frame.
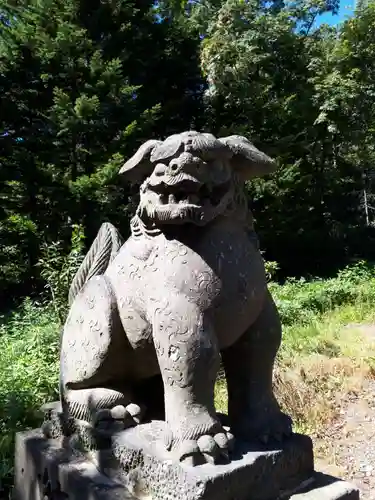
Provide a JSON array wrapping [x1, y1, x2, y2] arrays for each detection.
[[68, 222, 124, 305]]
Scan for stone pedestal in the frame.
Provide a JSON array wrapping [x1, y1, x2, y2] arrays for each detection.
[[14, 424, 360, 500]]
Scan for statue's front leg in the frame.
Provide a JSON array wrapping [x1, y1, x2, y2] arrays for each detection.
[[152, 297, 229, 465]]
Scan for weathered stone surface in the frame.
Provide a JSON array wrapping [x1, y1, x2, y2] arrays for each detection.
[[13, 429, 131, 500], [14, 131, 361, 500], [107, 422, 315, 500], [289, 473, 360, 500], [59, 131, 293, 466], [14, 428, 359, 500]]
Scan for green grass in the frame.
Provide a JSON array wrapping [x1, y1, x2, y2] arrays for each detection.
[[2, 260, 375, 493], [0, 298, 60, 493], [216, 260, 375, 434]]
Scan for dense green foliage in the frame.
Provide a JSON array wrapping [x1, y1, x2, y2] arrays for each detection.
[[199, 0, 375, 276], [0, 0, 204, 303], [271, 260, 375, 328], [2, 0, 375, 297], [0, 300, 59, 495]]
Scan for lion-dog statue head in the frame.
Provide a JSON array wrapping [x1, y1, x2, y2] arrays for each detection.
[[119, 131, 275, 227]]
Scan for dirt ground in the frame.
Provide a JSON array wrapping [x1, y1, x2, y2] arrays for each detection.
[[315, 324, 375, 500]]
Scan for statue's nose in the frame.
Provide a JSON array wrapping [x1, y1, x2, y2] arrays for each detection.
[[168, 158, 182, 176]]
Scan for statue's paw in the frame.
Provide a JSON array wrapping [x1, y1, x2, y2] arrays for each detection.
[[235, 408, 293, 444], [174, 430, 235, 466], [258, 411, 293, 444], [93, 403, 145, 431]]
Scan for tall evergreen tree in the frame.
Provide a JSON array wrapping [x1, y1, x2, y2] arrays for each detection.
[[195, 0, 369, 276], [0, 0, 204, 300]]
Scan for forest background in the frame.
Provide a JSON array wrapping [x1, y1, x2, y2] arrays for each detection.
[[2, 0, 375, 307], [4, 0, 375, 495]]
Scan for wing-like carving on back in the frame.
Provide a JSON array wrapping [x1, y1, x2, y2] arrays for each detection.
[[68, 222, 124, 305]]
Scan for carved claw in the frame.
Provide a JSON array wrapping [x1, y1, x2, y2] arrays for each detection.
[[110, 405, 127, 420], [176, 431, 232, 466], [214, 432, 228, 449], [197, 435, 220, 459], [225, 431, 235, 452], [178, 440, 200, 462], [125, 403, 145, 424], [93, 403, 145, 430]]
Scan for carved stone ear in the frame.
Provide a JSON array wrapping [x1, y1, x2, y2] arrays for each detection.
[[218, 135, 275, 180], [119, 139, 162, 184]]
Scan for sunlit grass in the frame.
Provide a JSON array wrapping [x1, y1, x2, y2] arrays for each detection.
[[0, 299, 59, 490], [216, 261, 375, 436]]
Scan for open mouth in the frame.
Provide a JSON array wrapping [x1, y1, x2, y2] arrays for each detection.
[[150, 179, 231, 207]]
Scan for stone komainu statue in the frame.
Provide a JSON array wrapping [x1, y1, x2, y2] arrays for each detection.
[[60, 131, 292, 466]]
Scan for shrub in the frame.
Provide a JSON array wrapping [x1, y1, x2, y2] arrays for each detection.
[[0, 300, 60, 495], [271, 260, 375, 326], [36, 224, 85, 324]]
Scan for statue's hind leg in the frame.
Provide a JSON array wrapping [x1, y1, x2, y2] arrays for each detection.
[[221, 291, 292, 443], [60, 275, 143, 430]]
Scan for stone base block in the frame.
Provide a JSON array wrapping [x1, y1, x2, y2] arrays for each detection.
[[13, 427, 360, 500], [108, 421, 315, 500]]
